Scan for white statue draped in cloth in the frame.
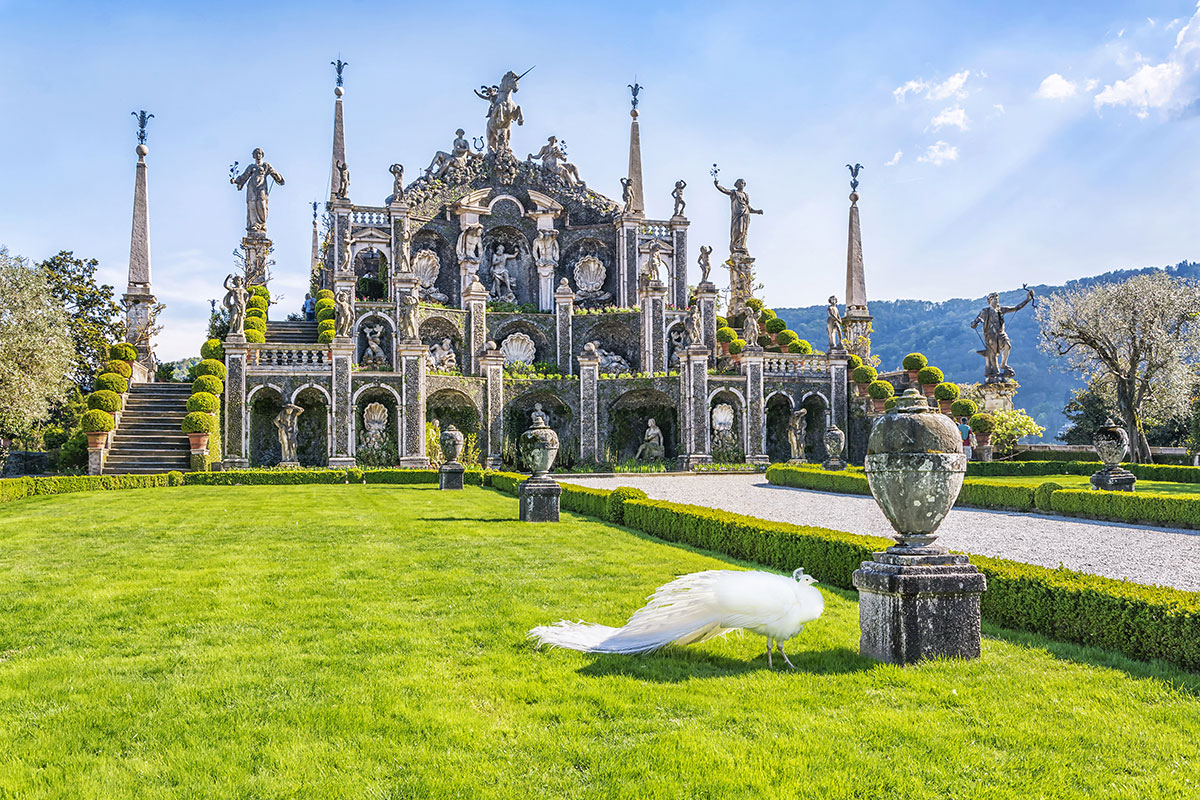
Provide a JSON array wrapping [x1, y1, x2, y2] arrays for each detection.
[[231, 148, 285, 236]]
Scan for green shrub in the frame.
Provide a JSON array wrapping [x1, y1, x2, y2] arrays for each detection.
[[715, 316, 727, 328], [933, 382, 960, 401], [1049, 488, 1200, 528], [759, 308, 777, 321], [967, 460, 1101, 478], [867, 380, 895, 400], [715, 326, 737, 344], [317, 319, 336, 334], [318, 330, 334, 344], [316, 307, 335, 324], [200, 338, 225, 361], [788, 339, 813, 355], [86, 390, 122, 413], [1035, 481, 1062, 511], [109, 343, 138, 362], [775, 329, 798, 347], [902, 353, 928, 370], [316, 289, 335, 301], [846, 354, 863, 371], [181, 411, 217, 434], [561, 484, 610, 518], [487, 471, 525, 495], [852, 365, 877, 384], [186, 391, 220, 413], [745, 298, 764, 313], [102, 359, 133, 379], [80, 409, 115, 433], [249, 285, 269, 299], [956, 480, 1034, 511], [950, 398, 978, 417], [757, 334, 773, 348], [728, 339, 747, 355], [193, 359, 227, 380], [246, 295, 269, 311], [245, 307, 266, 320], [94, 372, 128, 395], [883, 397, 897, 412], [917, 366, 944, 385], [192, 375, 224, 396], [766, 464, 870, 495], [167, 471, 184, 486], [361, 469, 446, 485], [0, 473, 173, 504], [969, 412, 996, 434], [765, 317, 787, 334], [244, 329, 266, 344], [606, 486, 649, 524], [243, 315, 266, 332], [315, 297, 335, 314]]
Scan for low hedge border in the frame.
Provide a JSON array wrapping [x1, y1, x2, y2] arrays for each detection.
[[0, 472, 183, 503], [767, 464, 1037, 511], [969, 459, 1200, 484]]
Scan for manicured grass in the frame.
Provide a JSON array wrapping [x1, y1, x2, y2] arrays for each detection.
[[976, 473, 1200, 496], [1, 485, 1198, 799]]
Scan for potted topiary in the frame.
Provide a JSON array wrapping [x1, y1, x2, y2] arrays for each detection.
[[764, 316, 787, 343], [182, 410, 216, 451], [788, 338, 813, 354], [917, 366, 943, 397], [728, 338, 747, 355], [81, 409, 115, 449], [969, 412, 996, 447], [192, 374, 224, 396], [933, 382, 961, 414], [852, 364, 878, 396], [95, 372, 129, 396], [715, 326, 737, 355], [902, 352, 927, 383], [868, 379, 895, 412], [775, 329, 798, 350], [950, 398, 978, 419], [200, 338, 225, 361], [883, 396, 898, 412]]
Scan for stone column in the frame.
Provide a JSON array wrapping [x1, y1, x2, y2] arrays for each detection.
[[670, 217, 690, 310], [87, 442, 106, 476], [740, 347, 767, 463], [223, 342, 249, 469], [537, 263, 555, 312], [327, 338, 356, 468], [554, 279, 574, 376], [827, 351, 849, 435], [578, 348, 600, 464], [695, 281, 719, 355], [463, 278, 489, 376], [678, 345, 713, 469], [615, 220, 640, 308], [480, 345, 506, 468], [397, 340, 430, 467], [639, 279, 667, 374]]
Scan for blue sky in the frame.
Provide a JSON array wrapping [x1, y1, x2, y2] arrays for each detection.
[[1, 0, 1198, 361]]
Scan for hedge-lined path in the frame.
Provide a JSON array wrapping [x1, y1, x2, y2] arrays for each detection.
[[562, 474, 1200, 591]]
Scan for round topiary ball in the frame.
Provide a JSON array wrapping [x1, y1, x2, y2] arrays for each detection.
[[315, 297, 335, 314], [950, 398, 978, 418], [969, 412, 996, 434], [244, 329, 266, 344], [94, 372, 129, 395], [715, 316, 728, 328], [318, 329, 335, 344], [87, 389, 123, 413], [934, 382, 961, 401], [852, 365, 878, 384], [760, 308, 778, 321], [102, 359, 133, 379], [868, 379, 896, 399], [193, 359, 227, 380], [200, 338, 225, 361], [846, 354, 863, 371], [249, 285, 270, 299], [775, 329, 798, 347], [788, 339, 813, 354], [317, 319, 336, 334], [902, 352, 928, 371], [243, 316, 266, 332], [765, 317, 787, 334], [716, 326, 737, 344], [109, 342, 138, 362], [81, 409, 115, 433], [917, 365, 944, 385], [316, 307, 335, 324], [246, 295, 269, 311], [181, 411, 217, 434], [192, 375, 223, 396], [187, 391, 220, 413], [316, 289, 335, 301], [745, 298, 764, 313], [1035, 481, 1062, 511], [728, 338, 747, 355], [757, 334, 773, 348], [884, 396, 898, 412]]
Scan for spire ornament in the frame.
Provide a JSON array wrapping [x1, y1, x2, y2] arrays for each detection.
[[331, 58, 348, 87], [628, 82, 642, 112], [846, 163, 864, 195], [131, 110, 154, 146]]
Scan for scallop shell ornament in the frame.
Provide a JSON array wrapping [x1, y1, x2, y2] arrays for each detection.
[[499, 332, 536, 366], [573, 255, 606, 294]]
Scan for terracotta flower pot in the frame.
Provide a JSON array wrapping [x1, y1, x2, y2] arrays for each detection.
[[719, 342, 730, 356], [921, 383, 937, 398], [856, 382, 870, 397], [86, 431, 109, 449], [938, 399, 953, 414], [872, 398, 888, 413], [907, 369, 920, 383], [974, 431, 991, 448], [188, 432, 210, 451]]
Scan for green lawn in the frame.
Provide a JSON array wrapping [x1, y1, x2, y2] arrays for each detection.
[[974, 473, 1200, 495], [1, 485, 1198, 799]]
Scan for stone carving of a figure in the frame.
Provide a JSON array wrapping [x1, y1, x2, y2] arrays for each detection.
[[787, 408, 808, 463], [489, 244, 517, 302], [223, 274, 248, 334], [389, 163, 404, 203], [341, 223, 353, 272], [475, 71, 524, 153], [972, 288, 1034, 381], [686, 302, 703, 347], [713, 177, 762, 255], [531, 403, 549, 427], [231, 148, 285, 236], [274, 403, 304, 463], [334, 160, 350, 199], [826, 295, 843, 350], [361, 323, 387, 367], [427, 129, 471, 178], [439, 338, 457, 371], [528, 136, 582, 186], [672, 179, 687, 217], [532, 229, 559, 268], [334, 290, 354, 337], [456, 223, 483, 265], [399, 285, 420, 340], [394, 219, 411, 273], [743, 309, 760, 344], [698, 245, 713, 284], [620, 177, 633, 214], [645, 241, 665, 283], [635, 418, 665, 461]]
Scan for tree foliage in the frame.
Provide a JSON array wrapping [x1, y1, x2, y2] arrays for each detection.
[[1036, 271, 1200, 462], [989, 409, 1046, 455], [36, 251, 122, 390], [0, 248, 76, 439]]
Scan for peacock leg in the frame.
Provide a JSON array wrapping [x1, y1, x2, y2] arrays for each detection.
[[766, 637, 774, 669], [775, 641, 796, 670]]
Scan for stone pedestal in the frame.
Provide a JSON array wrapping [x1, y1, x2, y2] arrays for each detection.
[[853, 551, 986, 664], [397, 339, 430, 468], [639, 280, 667, 373], [1091, 465, 1136, 491], [463, 280, 489, 376], [278, 460, 301, 469], [519, 475, 561, 522], [439, 462, 465, 490], [480, 346, 506, 469], [87, 446, 105, 476], [578, 350, 600, 464], [327, 337, 356, 468], [981, 381, 1017, 413]]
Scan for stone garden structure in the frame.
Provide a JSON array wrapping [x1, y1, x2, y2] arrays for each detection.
[[218, 67, 866, 472]]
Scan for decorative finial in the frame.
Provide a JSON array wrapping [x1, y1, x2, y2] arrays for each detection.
[[710, 163, 720, 180], [628, 82, 643, 111], [131, 110, 154, 147], [472, 136, 485, 153], [312, 201, 319, 221], [846, 163, 864, 193], [331, 58, 348, 88]]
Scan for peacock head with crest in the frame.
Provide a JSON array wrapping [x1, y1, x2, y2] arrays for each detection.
[[792, 568, 818, 585]]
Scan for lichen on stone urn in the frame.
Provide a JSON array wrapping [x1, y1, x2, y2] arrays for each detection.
[[1092, 418, 1128, 467], [519, 408, 560, 476], [864, 388, 967, 551], [439, 423, 465, 464]]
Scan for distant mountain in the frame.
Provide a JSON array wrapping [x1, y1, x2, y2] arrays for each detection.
[[774, 261, 1199, 439]]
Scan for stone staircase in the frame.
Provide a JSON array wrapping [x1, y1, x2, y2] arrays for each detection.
[[103, 383, 193, 475], [266, 321, 319, 344]]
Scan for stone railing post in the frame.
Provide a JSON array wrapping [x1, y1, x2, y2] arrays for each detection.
[[554, 278, 575, 376], [670, 216, 689, 310], [327, 336, 356, 467], [639, 279, 667, 373], [480, 344, 506, 469], [577, 348, 600, 464], [223, 339, 249, 470], [740, 346, 767, 464], [396, 338, 430, 467], [678, 345, 713, 469], [463, 278, 489, 376], [695, 281, 719, 356]]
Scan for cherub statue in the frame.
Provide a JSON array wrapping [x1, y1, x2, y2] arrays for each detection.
[[531, 403, 549, 427], [620, 177, 633, 213], [334, 290, 353, 337], [698, 245, 713, 284], [388, 163, 404, 203], [361, 323, 387, 367], [671, 179, 687, 217], [334, 160, 350, 199], [399, 285, 420, 340], [223, 274, 248, 334], [685, 301, 703, 346]]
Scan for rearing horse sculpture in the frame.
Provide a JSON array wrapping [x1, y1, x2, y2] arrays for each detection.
[[475, 68, 532, 154]]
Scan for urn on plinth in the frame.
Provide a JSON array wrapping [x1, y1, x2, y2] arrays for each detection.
[[853, 389, 987, 665], [822, 422, 846, 471], [438, 423, 466, 490], [518, 410, 561, 521], [1090, 418, 1137, 492], [520, 412, 559, 477]]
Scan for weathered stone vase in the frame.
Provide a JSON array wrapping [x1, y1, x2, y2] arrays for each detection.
[[1090, 418, 1136, 492], [520, 416, 560, 477], [439, 424, 465, 464], [822, 423, 846, 470]]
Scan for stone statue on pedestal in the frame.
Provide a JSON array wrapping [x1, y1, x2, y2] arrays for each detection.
[[787, 408, 808, 462], [528, 136, 583, 186], [698, 245, 712, 284], [743, 309, 760, 344], [971, 288, 1034, 382], [231, 148, 284, 236], [334, 160, 350, 200], [399, 286, 420, 340], [826, 296, 843, 350], [713, 177, 762, 256], [532, 229, 559, 269], [635, 418, 665, 461], [334, 290, 353, 338], [426, 129, 471, 179], [388, 163, 404, 203], [645, 241, 665, 283], [489, 244, 517, 302], [223, 274, 248, 333], [274, 403, 304, 464], [620, 177, 633, 213], [475, 70, 526, 154], [672, 180, 687, 217], [686, 302, 703, 346]]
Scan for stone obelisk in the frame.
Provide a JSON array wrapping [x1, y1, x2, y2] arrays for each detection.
[[123, 110, 158, 381]]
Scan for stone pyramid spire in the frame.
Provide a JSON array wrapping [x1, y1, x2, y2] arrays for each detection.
[[123, 110, 158, 377], [624, 82, 644, 215], [329, 59, 348, 202], [842, 164, 872, 356]]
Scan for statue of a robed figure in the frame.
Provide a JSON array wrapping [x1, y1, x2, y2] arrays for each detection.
[[713, 177, 763, 256], [231, 148, 285, 236]]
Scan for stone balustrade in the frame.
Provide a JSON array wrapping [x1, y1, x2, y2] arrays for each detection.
[[351, 208, 389, 227], [761, 351, 828, 375], [638, 221, 671, 238], [246, 344, 331, 372]]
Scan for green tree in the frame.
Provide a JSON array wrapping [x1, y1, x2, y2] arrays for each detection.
[[36, 250, 123, 390], [1058, 385, 1115, 445], [0, 247, 76, 440], [990, 409, 1045, 455]]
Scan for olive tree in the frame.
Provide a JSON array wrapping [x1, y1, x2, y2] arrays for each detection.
[[0, 247, 76, 439], [1036, 271, 1200, 462]]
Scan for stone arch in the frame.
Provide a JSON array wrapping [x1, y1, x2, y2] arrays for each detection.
[[493, 319, 551, 367], [608, 388, 677, 464], [503, 389, 575, 470], [481, 224, 535, 307], [487, 194, 527, 216], [352, 246, 389, 301], [765, 391, 795, 463], [801, 392, 830, 462], [710, 388, 746, 463], [248, 385, 285, 467], [353, 383, 401, 465], [427, 387, 481, 434], [355, 313, 394, 371], [292, 384, 331, 467]]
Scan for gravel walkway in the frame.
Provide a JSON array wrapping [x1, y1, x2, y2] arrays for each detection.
[[561, 473, 1200, 591]]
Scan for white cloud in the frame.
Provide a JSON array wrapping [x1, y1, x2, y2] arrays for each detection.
[[893, 79, 928, 102], [1094, 2, 1200, 118], [884, 150, 903, 166], [993, 103, 1006, 114], [917, 141, 959, 166], [930, 105, 969, 130], [893, 69, 973, 102], [1035, 73, 1078, 99]]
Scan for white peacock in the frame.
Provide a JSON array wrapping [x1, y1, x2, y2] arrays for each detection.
[[499, 332, 536, 366], [572, 255, 606, 294], [412, 249, 440, 290]]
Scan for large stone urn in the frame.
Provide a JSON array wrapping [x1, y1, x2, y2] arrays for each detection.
[[518, 410, 561, 521], [1090, 418, 1136, 492], [822, 422, 846, 470], [852, 388, 986, 665], [438, 423, 466, 490]]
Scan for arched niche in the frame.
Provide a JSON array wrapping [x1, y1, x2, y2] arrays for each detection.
[[481, 225, 535, 307], [420, 316, 464, 373], [711, 388, 747, 464], [493, 319, 551, 368], [503, 390, 575, 470], [356, 314, 394, 371], [248, 385, 284, 467], [608, 388, 677, 465], [427, 388, 482, 465], [578, 320, 638, 373], [765, 391, 795, 463], [561, 236, 613, 308], [293, 385, 330, 467], [411, 228, 456, 306], [801, 392, 829, 462], [353, 247, 389, 301], [354, 385, 401, 466]]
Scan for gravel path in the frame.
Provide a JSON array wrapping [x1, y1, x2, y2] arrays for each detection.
[[561, 473, 1200, 591]]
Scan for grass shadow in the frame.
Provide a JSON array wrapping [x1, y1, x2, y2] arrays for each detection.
[[575, 645, 874, 682]]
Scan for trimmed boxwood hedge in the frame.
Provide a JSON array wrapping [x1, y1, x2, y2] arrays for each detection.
[[606, 486, 648, 524], [950, 398, 978, 417], [192, 375, 224, 396], [316, 307, 335, 324], [246, 295, 269, 311], [86, 390, 123, 413], [318, 330, 334, 344], [94, 373, 128, 395], [316, 289, 335, 301], [243, 315, 266, 332], [318, 319, 336, 334], [200, 338, 225, 361], [788, 339, 813, 355], [1035, 481, 1062, 511], [715, 326, 737, 344], [933, 382, 960, 401], [193, 359, 227, 380], [867, 380, 894, 400], [956, 480, 1034, 511], [0, 472, 181, 503], [852, 365, 877, 384], [1049, 488, 1200, 528], [775, 329, 798, 347], [103, 359, 133, 379], [245, 307, 266, 320], [561, 483, 609, 518], [764, 317, 787, 334], [767, 464, 1036, 511]]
